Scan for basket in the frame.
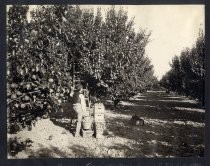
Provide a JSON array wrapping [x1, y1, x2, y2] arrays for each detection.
[[82, 121, 92, 130], [81, 129, 94, 138]]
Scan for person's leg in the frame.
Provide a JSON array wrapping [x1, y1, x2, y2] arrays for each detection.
[[75, 113, 82, 137], [74, 105, 83, 137]]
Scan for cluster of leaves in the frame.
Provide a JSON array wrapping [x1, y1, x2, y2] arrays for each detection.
[[101, 8, 156, 98], [7, 5, 71, 133], [7, 5, 157, 132], [160, 29, 205, 105], [58, 6, 157, 98]]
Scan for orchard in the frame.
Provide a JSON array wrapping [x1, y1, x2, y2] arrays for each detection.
[[7, 5, 158, 133]]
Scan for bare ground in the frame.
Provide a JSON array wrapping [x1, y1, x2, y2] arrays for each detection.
[[8, 91, 205, 158]]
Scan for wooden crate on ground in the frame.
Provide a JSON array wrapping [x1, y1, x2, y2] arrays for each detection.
[[94, 103, 105, 114], [94, 114, 104, 122], [94, 121, 106, 138], [93, 102, 106, 138]]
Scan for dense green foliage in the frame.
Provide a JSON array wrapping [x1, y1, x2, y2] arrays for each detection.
[[160, 29, 205, 104], [7, 5, 157, 132]]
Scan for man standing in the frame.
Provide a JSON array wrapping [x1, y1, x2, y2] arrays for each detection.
[[72, 84, 86, 137]]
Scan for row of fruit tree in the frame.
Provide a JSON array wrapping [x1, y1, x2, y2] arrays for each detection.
[[7, 5, 158, 133]]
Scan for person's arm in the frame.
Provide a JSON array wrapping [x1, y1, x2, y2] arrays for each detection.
[[79, 94, 86, 112]]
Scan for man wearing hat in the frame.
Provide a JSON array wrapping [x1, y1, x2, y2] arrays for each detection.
[[72, 84, 86, 137]]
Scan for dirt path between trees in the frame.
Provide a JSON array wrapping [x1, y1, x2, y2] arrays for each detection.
[[8, 91, 205, 158]]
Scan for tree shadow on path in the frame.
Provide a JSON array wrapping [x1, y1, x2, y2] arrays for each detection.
[[104, 91, 205, 157]]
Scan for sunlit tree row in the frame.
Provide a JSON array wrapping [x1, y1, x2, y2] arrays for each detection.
[[160, 29, 205, 105]]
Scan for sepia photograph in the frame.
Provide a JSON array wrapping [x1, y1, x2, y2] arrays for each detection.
[[6, 4, 205, 159]]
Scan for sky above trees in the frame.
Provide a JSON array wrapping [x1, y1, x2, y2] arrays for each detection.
[[7, 5, 205, 79], [81, 5, 204, 80]]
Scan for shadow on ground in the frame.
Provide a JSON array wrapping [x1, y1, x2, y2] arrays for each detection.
[[104, 91, 205, 157], [106, 91, 204, 123], [27, 144, 70, 158], [25, 91, 204, 158]]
